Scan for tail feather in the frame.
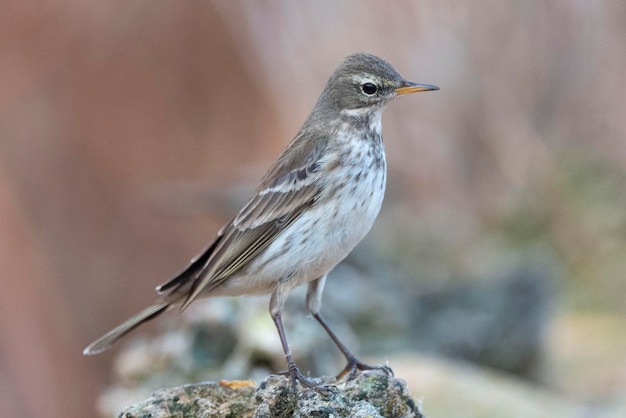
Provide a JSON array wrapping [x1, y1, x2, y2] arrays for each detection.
[[84, 234, 224, 356], [156, 233, 223, 294], [82, 303, 170, 355]]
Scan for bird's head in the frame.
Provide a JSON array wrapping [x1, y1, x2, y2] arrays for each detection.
[[323, 53, 438, 112]]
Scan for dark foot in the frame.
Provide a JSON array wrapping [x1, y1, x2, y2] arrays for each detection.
[[336, 356, 394, 381], [278, 366, 337, 395]]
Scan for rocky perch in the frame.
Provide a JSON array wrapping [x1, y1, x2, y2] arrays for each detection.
[[119, 370, 423, 418]]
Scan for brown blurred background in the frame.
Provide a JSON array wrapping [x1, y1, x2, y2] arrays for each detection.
[[2, 1, 625, 417]]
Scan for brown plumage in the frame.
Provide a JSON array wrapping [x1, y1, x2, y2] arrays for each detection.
[[83, 53, 438, 389]]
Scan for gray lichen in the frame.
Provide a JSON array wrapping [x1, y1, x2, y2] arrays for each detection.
[[119, 370, 423, 418]]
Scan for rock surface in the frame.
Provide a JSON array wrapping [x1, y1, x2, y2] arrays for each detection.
[[119, 370, 422, 418]]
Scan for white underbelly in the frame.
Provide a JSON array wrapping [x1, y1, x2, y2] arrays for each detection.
[[216, 163, 386, 296]]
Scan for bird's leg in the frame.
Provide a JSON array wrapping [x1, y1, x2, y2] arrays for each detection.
[[306, 276, 394, 380], [312, 312, 394, 380], [270, 285, 331, 392]]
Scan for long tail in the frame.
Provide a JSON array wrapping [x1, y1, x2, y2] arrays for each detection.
[[82, 303, 170, 355], [83, 235, 222, 356]]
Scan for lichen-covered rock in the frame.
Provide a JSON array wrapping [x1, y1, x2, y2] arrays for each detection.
[[255, 372, 421, 418], [118, 370, 423, 418], [118, 380, 257, 418]]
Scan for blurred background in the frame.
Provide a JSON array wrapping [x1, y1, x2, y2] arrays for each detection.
[[2, 1, 625, 417]]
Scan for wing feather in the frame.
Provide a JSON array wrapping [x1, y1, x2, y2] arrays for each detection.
[[176, 132, 330, 310]]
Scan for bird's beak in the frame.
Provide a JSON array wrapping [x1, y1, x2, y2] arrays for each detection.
[[395, 81, 439, 95]]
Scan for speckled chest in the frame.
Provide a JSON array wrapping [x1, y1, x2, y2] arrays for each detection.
[[230, 114, 387, 291], [279, 118, 387, 281]]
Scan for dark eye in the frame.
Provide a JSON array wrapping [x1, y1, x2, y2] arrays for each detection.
[[361, 83, 377, 95]]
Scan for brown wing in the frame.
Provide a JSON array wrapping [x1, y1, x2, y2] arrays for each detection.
[[175, 133, 329, 310]]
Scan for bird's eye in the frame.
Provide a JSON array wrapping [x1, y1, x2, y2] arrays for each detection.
[[361, 83, 378, 95]]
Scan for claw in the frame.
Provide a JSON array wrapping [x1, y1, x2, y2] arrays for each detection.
[[277, 366, 337, 395], [336, 357, 394, 381]]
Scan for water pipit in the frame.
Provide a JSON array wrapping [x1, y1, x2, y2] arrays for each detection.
[[84, 53, 438, 389]]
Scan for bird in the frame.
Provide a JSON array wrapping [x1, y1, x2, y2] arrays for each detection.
[[83, 53, 438, 389]]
